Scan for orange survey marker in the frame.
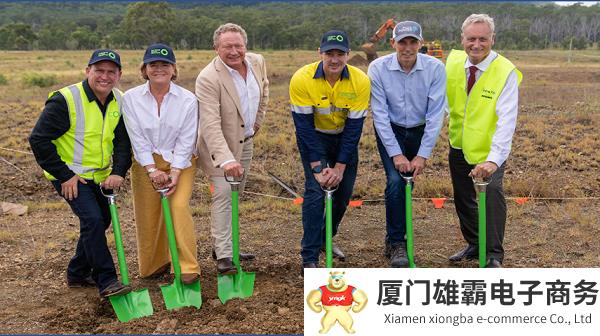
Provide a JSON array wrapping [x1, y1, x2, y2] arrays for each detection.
[[431, 197, 447, 209], [293, 197, 304, 205], [348, 200, 363, 207], [515, 197, 529, 205]]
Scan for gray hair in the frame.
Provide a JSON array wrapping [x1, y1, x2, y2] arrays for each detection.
[[461, 14, 495, 35], [213, 23, 248, 48]]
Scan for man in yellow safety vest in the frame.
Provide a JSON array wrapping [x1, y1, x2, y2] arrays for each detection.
[[29, 49, 133, 296], [446, 14, 522, 268]]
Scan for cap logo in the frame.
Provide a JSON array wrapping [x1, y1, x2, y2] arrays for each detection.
[[327, 35, 344, 42], [397, 26, 417, 33], [97, 51, 116, 59], [151, 48, 169, 56]]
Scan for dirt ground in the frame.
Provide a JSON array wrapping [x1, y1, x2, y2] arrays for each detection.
[[0, 49, 599, 334]]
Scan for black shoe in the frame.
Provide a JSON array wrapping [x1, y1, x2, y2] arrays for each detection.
[[212, 249, 256, 261], [485, 258, 503, 268], [320, 244, 346, 262], [67, 275, 96, 288], [384, 241, 392, 259], [217, 258, 237, 275], [301, 262, 318, 277], [389, 243, 409, 268], [100, 281, 131, 298], [449, 244, 478, 262]]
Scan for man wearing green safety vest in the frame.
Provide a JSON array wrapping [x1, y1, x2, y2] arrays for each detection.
[[446, 14, 522, 268], [29, 49, 133, 296]]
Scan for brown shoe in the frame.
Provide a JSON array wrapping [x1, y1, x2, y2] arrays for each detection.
[[217, 258, 237, 275], [181, 273, 200, 285], [212, 249, 256, 261], [100, 281, 132, 298]]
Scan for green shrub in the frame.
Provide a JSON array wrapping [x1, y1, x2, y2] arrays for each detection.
[[22, 73, 57, 88], [0, 74, 8, 85]]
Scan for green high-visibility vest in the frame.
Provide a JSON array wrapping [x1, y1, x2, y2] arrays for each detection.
[[446, 50, 522, 164], [43, 82, 123, 184]]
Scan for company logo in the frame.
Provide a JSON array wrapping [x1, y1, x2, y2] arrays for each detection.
[[327, 34, 344, 42], [97, 51, 116, 59], [306, 271, 368, 334], [150, 48, 169, 56]]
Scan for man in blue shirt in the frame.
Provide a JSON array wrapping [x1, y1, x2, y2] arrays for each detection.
[[368, 21, 446, 267]]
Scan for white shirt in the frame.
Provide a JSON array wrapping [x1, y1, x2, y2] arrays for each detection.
[[221, 57, 260, 138], [122, 81, 198, 169], [465, 50, 519, 167]]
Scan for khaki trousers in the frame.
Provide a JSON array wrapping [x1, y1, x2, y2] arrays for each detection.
[[131, 154, 200, 277], [210, 138, 253, 259]]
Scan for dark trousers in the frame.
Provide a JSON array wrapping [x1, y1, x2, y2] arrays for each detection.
[[52, 180, 117, 292], [375, 123, 424, 246], [449, 147, 506, 261], [298, 132, 358, 264]]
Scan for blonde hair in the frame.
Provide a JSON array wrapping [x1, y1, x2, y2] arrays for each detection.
[[140, 62, 178, 81], [213, 23, 248, 48], [461, 14, 495, 35]]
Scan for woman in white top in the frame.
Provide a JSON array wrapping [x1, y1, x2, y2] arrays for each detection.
[[122, 43, 200, 284]]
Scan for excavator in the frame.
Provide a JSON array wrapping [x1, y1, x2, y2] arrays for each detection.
[[359, 18, 444, 63]]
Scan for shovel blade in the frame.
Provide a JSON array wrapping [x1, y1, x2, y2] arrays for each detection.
[[160, 280, 202, 310], [217, 271, 255, 304], [109, 288, 154, 322]]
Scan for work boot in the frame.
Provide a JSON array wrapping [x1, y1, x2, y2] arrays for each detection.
[[67, 275, 96, 288], [100, 281, 132, 298], [212, 249, 256, 261], [448, 244, 478, 262], [389, 243, 409, 268], [320, 243, 346, 261], [217, 258, 237, 275]]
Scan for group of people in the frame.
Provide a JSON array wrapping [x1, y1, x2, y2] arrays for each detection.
[[28, 13, 521, 298], [291, 13, 521, 271]]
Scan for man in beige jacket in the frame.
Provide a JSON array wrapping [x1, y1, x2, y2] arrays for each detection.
[[196, 23, 269, 274]]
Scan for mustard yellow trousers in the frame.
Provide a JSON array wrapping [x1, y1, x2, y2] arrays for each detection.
[[131, 155, 200, 277]]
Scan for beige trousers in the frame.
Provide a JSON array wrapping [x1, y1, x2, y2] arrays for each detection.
[[210, 138, 253, 259], [131, 154, 200, 277]]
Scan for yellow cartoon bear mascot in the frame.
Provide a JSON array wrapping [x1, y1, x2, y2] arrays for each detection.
[[306, 271, 368, 334]]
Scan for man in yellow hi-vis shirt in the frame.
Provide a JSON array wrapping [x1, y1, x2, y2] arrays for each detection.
[[446, 14, 522, 268], [29, 49, 133, 296], [290, 30, 370, 272]]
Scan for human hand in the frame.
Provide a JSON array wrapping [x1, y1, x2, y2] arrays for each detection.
[[470, 161, 498, 179], [165, 168, 181, 196], [392, 154, 412, 173], [61, 175, 87, 201], [101, 175, 124, 190], [223, 161, 244, 178], [410, 156, 427, 178]]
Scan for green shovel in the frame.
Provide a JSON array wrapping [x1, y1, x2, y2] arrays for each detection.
[[100, 188, 153, 322], [472, 177, 490, 268], [400, 172, 416, 268], [156, 187, 202, 310], [321, 185, 338, 269], [218, 173, 255, 304]]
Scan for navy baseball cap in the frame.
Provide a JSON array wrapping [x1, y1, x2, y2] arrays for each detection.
[[143, 43, 176, 64], [88, 49, 121, 68], [393, 21, 423, 41], [320, 30, 350, 53]]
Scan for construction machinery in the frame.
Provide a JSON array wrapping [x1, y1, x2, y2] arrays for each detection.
[[357, 18, 445, 64]]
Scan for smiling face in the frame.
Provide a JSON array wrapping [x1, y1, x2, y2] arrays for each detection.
[[319, 49, 349, 79], [392, 36, 422, 67], [215, 31, 247, 70], [462, 21, 495, 65], [85, 61, 121, 102], [143, 61, 176, 85]]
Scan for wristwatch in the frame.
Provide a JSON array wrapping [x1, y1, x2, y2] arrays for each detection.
[[146, 167, 158, 175], [311, 164, 323, 174]]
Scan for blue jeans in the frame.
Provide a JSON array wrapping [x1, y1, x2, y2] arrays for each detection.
[[375, 123, 424, 246], [51, 180, 118, 292], [298, 132, 358, 264]]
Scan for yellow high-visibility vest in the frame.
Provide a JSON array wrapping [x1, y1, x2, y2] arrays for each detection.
[[446, 50, 522, 164], [43, 82, 123, 184]]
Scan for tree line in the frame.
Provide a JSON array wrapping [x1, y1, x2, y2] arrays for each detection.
[[1, 1, 599, 51]]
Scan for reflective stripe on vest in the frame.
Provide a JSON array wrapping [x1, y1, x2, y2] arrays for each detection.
[[446, 50, 522, 164], [43, 82, 122, 183]]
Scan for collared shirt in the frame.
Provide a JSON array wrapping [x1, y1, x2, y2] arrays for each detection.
[[368, 52, 446, 159], [464, 50, 519, 167], [221, 57, 260, 138], [29, 79, 131, 182], [290, 61, 370, 163], [122, 81, 198, 169]]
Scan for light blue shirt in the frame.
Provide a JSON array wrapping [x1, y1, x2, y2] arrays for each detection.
[[368, 52, 446, 159]]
